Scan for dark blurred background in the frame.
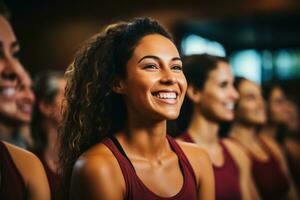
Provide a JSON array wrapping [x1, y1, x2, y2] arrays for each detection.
[[5, 0, 300, 101]]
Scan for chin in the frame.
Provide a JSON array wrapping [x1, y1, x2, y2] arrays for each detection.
[[160, 111, 180, 120]]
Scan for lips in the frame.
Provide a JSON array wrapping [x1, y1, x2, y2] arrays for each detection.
[[0, 86, 17, 101], [224, 102, 235, 110], [17, 103, 33, 115], [152, 90, 179, 104]]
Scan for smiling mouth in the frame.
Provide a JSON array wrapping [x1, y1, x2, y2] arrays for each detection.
[[152, 91, 178, 104], [224, 102, 235, 110], [18, 102, 33, 113], [0, 86, 17, 100]]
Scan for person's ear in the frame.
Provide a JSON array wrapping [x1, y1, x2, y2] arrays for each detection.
[[112, 77, 126, 94], [186, 85, 202, 103]]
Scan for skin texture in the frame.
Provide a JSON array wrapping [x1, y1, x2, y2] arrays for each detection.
[[0, 15, 50, 200], [70, 34, 215, 200], [181, 62, 260, 200]]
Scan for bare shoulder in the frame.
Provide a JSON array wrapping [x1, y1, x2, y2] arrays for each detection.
[[222, 138, 250, 167], [259, 135, 284, 159], [70, 142, 125, 200], [176, 140, 209, 160], [4, 141, 44, 173], [4, 142, 50, 200], [73, 143, 120, 178], [176, 140, 212, 182]]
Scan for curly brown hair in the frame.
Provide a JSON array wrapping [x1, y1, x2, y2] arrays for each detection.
[[59, 17, 172, 198]]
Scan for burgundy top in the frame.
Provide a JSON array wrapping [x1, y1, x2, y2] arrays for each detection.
[[38, 155, 61, 200], [233, 138, 290, 200], [0, 141, 26, 200], [103, 135, 198, 200], [180, 132, 242, 200]]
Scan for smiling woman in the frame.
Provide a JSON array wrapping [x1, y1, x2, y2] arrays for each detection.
[[60, 17, 214, 200], [174, 54, 260, 200], [0, 3, 50, 200]]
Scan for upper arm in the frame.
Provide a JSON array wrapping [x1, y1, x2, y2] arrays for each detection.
[[223, 140, 260, 200], [196, 150, 215, 200], [70, 154, 125, 200], [177, 141, 215, 200], [262, 138, 299, 200], [26, 155, 51, 200], [5, 143, 50, 200]]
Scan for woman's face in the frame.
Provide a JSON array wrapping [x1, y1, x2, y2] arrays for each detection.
[[235, 80, 266, 125], [50, 78, 66, 125], [268, 87, 289, 125], [117, 34, 187, 122], [0, 16, 25, 119], [14, 73, 35, 124], [198, 62, 239, 122], [42, 78, 66, 126]]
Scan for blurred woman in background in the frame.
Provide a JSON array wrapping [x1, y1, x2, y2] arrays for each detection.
[[230, 77, 296, 199], [175, 54, 259, 200], [0, 3, 50, 199], [31, 70, 65, 200]]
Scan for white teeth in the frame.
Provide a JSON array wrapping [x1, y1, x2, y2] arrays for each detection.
[[156, 92, 177, 99], [1, 87, 16, 97], [19, 104, 32, 113], [225, 103, 234, 110]]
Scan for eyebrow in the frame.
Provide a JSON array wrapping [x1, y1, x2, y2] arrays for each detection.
[[0, 41, 19, 50], [137, 55, 181, 64]]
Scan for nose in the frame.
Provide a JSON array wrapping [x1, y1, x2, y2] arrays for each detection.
[[25, 89, 35, 104], [1, 56, 26, 85], [230, 85, 239, 101], [160, 68, 177, 85], [257, 96, 265, 108]]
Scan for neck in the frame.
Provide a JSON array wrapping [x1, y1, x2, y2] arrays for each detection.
[[43, 121, 60, 170], [0, 122, 17, 140], [230, 122, 258, 142], [260, 124, 277, 139], [187, 110, 219, 146], [19, 125, 33, 147], [119, 114, 169, 160]]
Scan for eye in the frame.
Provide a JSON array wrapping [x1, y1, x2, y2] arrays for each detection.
[[143, 64, 159, 71], [12, 50, 20, 59], [171, 65, 183, 72], [219, 81, 228, 88]]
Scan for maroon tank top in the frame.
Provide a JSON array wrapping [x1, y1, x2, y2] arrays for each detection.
[[0, 141, 26, 200], [103, 135, 198, 200], [180, 132, 242, 200], [38, 155, 61, 200], [232, 138, 290, 200]]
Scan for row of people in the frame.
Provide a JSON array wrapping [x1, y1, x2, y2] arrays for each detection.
[[1, 3, 300, 199]]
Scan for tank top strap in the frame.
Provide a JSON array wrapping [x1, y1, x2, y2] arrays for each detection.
[[102, 137, 133, 199], [218, 140, 231, 158], [179, 132, 195, 143], [0, 141, 26, 200], [258, 138, 279, 162], [166, 135, 197, 185]]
